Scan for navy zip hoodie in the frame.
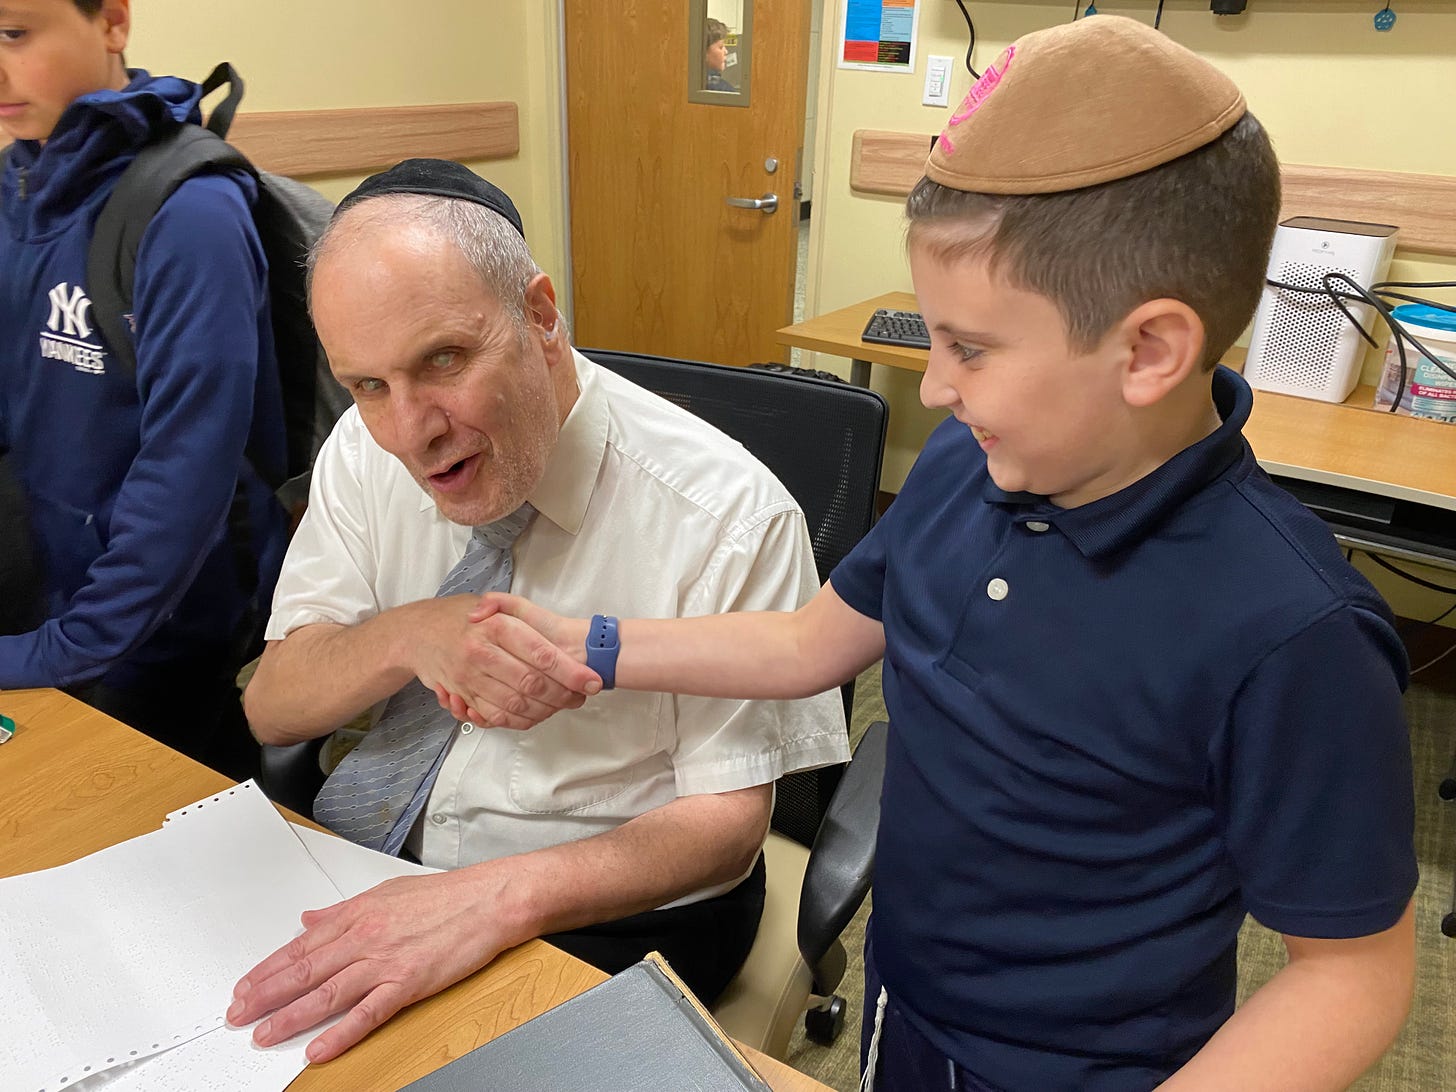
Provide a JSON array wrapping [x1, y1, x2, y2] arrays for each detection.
[[0, 71, 287, 690]]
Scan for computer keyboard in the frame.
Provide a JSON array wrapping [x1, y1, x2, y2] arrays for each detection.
[[861, 308, 930, 350]]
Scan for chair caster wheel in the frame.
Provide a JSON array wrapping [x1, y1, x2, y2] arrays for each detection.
[[805, 994, 846, 1045], [1442, 912, 1456, 939]]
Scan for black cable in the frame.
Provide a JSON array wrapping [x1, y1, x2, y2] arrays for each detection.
[[1327, 272, 1456, 406], [1372, 279, 1456, 291], [953, 0, 981, 79], [1364, 551, 1456, 595], [1374, 291, 1456, 314], [1154, 0, 1167, 28], [1264, 278, 1381, 349], [1260, 274, 1456, 413], [1071, 0, 1081, 19], [1426, 599, 1456, 626]]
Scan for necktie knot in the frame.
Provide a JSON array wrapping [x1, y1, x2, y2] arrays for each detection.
[[475, 502, 536, 551]]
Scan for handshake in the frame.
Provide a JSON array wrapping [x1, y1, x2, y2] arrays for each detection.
[[426, 592, 606, 731]]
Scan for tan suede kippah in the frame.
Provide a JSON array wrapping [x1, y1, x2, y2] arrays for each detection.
[[926, 16, 1245, 194]]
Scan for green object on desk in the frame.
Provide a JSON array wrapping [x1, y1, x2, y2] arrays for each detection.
[[0, 713, 15, 744]]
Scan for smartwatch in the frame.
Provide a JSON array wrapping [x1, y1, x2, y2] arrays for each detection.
[[585, 614, 620, 690]]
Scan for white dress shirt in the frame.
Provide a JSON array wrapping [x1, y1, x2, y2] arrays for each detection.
[[267, 349, 849, 904]]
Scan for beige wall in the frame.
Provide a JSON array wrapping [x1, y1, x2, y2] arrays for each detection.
[[127, 1, 567, 286], [804, 1, 1456, 490]]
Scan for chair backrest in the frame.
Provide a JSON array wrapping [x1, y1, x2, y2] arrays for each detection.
[[583, 349, 889, 848]]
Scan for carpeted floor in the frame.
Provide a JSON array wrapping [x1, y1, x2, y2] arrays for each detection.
[[784, 663, 1456, 1092]]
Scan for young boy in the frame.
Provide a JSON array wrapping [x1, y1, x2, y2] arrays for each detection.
[[466, 16, 1418, 1091], [0, 0, 287, 778]]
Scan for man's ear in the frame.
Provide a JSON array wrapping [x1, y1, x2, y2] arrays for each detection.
[[1116, 298, 1206, 408], [523, 273, 564, 358]]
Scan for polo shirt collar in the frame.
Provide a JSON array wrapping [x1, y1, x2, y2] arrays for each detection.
[[983, 366, 1252, 559], [416, 348, 607, 538]]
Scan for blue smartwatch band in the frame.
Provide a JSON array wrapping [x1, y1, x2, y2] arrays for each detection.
[[585, 614, 619, 690]]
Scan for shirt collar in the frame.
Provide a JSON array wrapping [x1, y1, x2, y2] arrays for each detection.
[[982, 366, 1253, 559], [415, 348, 607, 534], [529, 348, 607, 536]]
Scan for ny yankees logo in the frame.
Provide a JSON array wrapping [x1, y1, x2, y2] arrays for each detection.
[[47, 282, 94, 339], [40, 282, 106, 375]]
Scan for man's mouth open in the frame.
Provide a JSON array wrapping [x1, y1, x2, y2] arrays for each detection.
[[428, 453, 482, 493]]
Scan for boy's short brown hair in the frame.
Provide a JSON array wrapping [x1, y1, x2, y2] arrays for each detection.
[[704, 17, 727, 51], [73, 0, 104, 13], [906, 113, 1281, 369]]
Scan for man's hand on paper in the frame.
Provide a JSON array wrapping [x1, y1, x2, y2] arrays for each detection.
[[410, 594, 594, 730], [428, 592, 600, 727], [227, 865, 529, 1062]]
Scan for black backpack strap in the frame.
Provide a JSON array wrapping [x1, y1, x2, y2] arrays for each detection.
[[86, 124, 253, 379], [199, 62, 245, 138]]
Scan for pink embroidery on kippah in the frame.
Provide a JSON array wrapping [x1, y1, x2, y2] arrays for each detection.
[[938, 134, 956, 156], [940, 45, 1016, 145]]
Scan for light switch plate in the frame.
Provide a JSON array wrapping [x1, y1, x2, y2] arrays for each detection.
[[923, 54, 954, 107]]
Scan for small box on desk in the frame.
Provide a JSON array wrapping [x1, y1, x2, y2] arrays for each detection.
[[400, 953, 772, 1092]]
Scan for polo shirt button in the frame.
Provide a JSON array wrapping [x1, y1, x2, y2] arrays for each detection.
[[987, 577, 1009, 601], [1025, 521, 1050, 532], [460, 721, 475, 735], [432, 813, 447, 825]]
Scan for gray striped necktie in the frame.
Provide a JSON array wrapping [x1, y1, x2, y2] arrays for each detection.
[[313, 502, 536, 854]]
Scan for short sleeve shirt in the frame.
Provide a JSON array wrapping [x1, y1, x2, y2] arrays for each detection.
[[268, 350, 849, 904], [830, 367, 1417, 1090]]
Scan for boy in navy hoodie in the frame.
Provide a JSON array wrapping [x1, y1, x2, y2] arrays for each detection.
[[0, 0, 287, 779]]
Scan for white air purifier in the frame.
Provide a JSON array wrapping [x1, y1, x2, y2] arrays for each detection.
[[1243, 216, 1398, 403]]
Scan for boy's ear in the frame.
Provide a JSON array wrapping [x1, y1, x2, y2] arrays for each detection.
[[100, 0, 131, 53], [1116, 298, 1206, 408]]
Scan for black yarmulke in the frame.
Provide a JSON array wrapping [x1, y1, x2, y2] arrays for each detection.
[[336, 158, 524, 238]]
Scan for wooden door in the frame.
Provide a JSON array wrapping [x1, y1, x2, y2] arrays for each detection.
[[565, 0, 810, 366]]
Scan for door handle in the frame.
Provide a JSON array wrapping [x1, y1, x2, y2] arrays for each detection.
[[725, 192, 779, 214]]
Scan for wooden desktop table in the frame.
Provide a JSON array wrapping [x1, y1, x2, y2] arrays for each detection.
[[777, 291, 926, 386], [0, 688, 830, 1092], [778, 293, 1456, 568]]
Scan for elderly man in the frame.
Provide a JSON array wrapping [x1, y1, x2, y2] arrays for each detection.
[[229, 160, 847, 1060]]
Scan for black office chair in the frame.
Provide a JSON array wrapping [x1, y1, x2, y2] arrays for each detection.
[[585, 350, 889, 1055], [259, 350, 891, 1056]]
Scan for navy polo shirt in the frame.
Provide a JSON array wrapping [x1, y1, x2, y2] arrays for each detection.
[[831, 368, 1417, 1091]]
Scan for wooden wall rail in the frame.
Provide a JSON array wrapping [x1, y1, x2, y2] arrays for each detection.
[[229, 102, 518, 178], [849, 129, 1456, 259], [1, 102, 519, 180]]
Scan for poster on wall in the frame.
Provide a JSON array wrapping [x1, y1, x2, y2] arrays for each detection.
[[838, 0, 919, 72]]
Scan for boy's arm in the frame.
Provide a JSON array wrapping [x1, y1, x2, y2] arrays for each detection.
[[1158, 903, 1415, 1091], [1173, 604, 1417, 1090], [455, 579, 887, 725], [0, 175, 268, 688]]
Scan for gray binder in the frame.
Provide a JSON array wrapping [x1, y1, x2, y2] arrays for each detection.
[[401, 954, 774, 1091]]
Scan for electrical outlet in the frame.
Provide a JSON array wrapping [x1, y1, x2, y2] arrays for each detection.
[[923, 54, 954, 107]]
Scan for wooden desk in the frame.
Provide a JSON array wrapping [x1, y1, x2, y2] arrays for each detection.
[[778, 293, 1456, 567], [0, 688, 829, 1092], [777, 290, 925, 386]]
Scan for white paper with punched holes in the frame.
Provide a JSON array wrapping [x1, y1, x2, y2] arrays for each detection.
[[0, 780, 435, 1092]]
